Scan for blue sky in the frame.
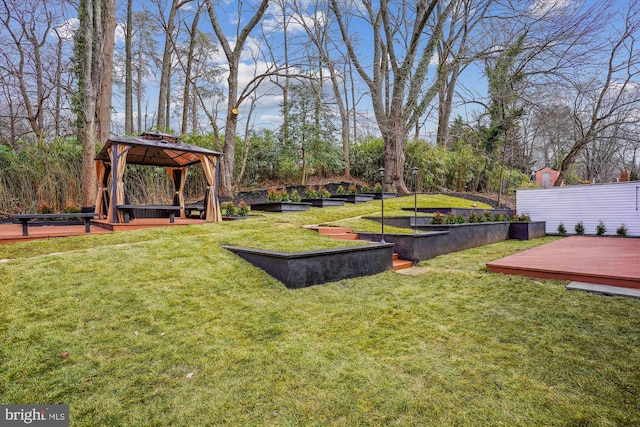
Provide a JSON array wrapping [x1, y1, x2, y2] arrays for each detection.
[[61, 0, 631, 141]]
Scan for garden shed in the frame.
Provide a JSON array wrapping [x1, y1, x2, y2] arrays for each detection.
[[94, 132, 223, 223], [517, 181, 640, 236]]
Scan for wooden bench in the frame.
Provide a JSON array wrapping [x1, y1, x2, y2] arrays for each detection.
[[11, 213, 98, 236], [116, 205, 181, 224]]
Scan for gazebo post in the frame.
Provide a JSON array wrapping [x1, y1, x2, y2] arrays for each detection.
[[111, 143, 119, 223], [214, 156, 220, 221]]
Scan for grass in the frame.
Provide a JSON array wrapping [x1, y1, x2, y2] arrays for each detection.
[[1, 194, 639, 426]]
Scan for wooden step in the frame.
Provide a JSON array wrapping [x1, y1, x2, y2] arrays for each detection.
[[306, 226, 354, 235], [392, 258, 414, 271], [328, 233, 360, 240]]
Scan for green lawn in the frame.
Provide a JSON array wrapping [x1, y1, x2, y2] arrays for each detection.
[[1, 195, 638, 426]]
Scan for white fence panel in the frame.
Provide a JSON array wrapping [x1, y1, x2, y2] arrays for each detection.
[[517, 182, 640, 236]]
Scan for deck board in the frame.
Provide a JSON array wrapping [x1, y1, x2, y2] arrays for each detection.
[[487, 236, 640, 289], [0, 218, 206, 244]]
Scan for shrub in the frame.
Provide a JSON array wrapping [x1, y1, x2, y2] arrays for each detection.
[[290, 189, 301, 203], [557, 223, 567, 235], [443, 213, 466, 224], [304, 187, 318, 199], [480, 212, 493, 222], [616, 224, 628, 237], [517, 213, 531, 222], [468, 211, 479, 223], [596, 221, 606, 236], [223, 202, 238, 217], [237, 200, 249, 216], [37, 202, 53, 214], [348, 184, 358, 195], [430, 212, 445, 224], [575, 222, 585, 235], [336, 185, 346, 195], [279, 189, 290, 202], [491, 213, 507, 222], [267, 188, 282, 202], [360, 184, 370, 192], [63, 204, 80, 213], [317, 187, 331, 199], [373, 183, 382, 193]]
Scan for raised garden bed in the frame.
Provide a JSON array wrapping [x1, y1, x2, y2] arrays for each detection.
[[249, 202, 312, 212], [302, 198, 346, 207], [400, 207, 514, 217], [358, 220, 546, 264], [509, 221, 546, 240], [223, 243, 394, 289], [331, 194, 375, 204], [359, 222, 511, 264], [362, 192, 397, 199]]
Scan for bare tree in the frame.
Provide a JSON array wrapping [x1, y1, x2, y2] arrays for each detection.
[[154, 0, 192, 131], [205, 0, 270, 196], [435, 0, 493, 147], [75, 0, 116, 207], [554, 3, 640, 185], [124, 0, 133, 134], [177, 1, 203, 135], [0, 0, 60, 140], [290, 0, 354, 177], [330, 0, 453, 193], [132, 10, 158, 133]]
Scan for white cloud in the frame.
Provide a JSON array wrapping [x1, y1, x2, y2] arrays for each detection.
[[530, 0, 572, 17], [115, 23, 126, 44], [262, 11, 326, 35], [53, 18, 78, 40], [259, 113, 283, 124]]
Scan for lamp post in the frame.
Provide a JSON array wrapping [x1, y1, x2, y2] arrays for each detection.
[[411, 166, 419, 236], [379, 167, 385, 243]]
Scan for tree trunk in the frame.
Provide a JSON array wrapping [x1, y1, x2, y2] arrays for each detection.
[[78, 0, 97, 208], [156, 0, 184, 131], [125, 0, 133, 134], [205, 0, 270, 196], [382, 124, 410, 194], [77, 0, 116, 208], [97, 0, 116, 143], [221, 62, 239, 195], [137, 32, 143, 132], [181, 5, 201, 135]]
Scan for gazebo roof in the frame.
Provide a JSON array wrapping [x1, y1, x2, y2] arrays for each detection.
[[95, 132, 222, 168]]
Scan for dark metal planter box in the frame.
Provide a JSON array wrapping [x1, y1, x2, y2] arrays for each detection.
[[364, 215, 413, 229], [362, 192, 397, 199], [249, 202, 312, 212], [302, 198, 346, 207], [359, 222, 512, 264], [509, 221, 546, 240], [401, 207, 514, 217], [223, 243, 394, 289], [331, 194, 375, 204]]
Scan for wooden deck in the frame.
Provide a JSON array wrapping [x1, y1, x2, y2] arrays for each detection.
[[92, 218, 205, 232], [487, 236, 640, 289], [0, 218, 206, 244]]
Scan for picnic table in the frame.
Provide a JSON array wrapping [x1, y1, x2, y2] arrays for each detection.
[[11, 212, 98, 236]]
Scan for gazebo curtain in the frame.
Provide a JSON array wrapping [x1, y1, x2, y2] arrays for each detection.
[[106, 144, 129, 223], [200, 155, 221, 222], [168, 167, 187, 218], [94, 161, 111, 219]]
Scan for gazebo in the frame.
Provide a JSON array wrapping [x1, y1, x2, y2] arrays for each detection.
[[94, 132, 223, 223]]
